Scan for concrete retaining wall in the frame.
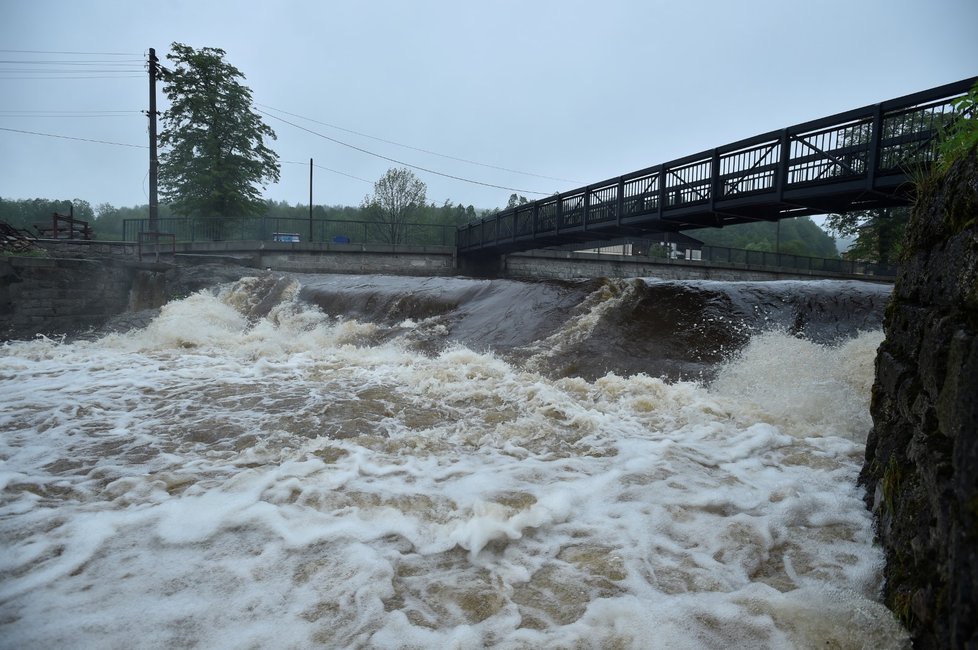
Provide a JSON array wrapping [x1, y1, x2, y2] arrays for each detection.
[[497, 249, 895, 282], [38, 240, 458, 276], [252, 243, 456, 276], [0, 256, 158, 340]]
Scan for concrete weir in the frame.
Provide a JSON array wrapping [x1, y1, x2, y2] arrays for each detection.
[[32, 238, 896, 282], [250, 242, 456, 276], [2, 238, 893, 340]]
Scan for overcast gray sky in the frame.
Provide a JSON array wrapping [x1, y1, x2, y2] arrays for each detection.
[[1, 0, 976, 215]]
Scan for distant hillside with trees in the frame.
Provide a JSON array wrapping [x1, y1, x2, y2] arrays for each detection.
[[1, 187, 482, 242], [0, 198, 96, 231], [683, 216, 839, 259]]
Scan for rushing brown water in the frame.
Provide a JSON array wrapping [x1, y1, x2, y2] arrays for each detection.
[[0, 274, 907, 649]]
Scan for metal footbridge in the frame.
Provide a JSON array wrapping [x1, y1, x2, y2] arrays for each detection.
[[457, 77, 976, 255]]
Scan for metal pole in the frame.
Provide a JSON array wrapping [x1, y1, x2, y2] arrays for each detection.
[[309, 158, 314, 242], [148, 48, 159, 235]]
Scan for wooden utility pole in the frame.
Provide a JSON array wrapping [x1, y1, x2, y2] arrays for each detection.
[[148, 48, 159, 233], [309, 158, 313, 242]]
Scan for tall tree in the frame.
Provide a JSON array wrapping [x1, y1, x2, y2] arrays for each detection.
[[825, 207, 908, 265], [506, 193, 529, 209], [361, 168, 427, 244], [158, 43, 280, 220]]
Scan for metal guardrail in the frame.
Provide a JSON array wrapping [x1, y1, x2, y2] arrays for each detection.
[[123, 217, 455, 247], [697, 244, 895, 277], [562, 238, 895, 277], [458, 76, 977, 254]]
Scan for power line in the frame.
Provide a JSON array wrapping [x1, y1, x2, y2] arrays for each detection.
[[0, 59, 144, 64], [0, 65, 142, 71], [0, 54, 144, 80], [0, 49, 139, 56], [0, 69, 143, 74], [259, 109, 551, 196], [258, 103, 582, 185], [0, 126, 147, 148], [282, 160, 373, 185], [0, 75, 144, 80], [0, 110, 141, 116], [0, 113, 142, 118]]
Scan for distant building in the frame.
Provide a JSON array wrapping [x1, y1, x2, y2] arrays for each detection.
[[575, 232, 704, 260]]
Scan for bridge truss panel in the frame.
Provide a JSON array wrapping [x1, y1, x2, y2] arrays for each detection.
[[787, 119, 872, 186], [622, 171, 660, 217], [664, 157, 712, 207], [586, 182, 619, 227], [878, 97, 961, 173], [718, 139, 781, 199]]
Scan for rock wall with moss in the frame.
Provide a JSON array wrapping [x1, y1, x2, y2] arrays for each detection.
[[861, 149, 978, 649]]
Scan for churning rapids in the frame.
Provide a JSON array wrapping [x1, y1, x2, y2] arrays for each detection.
[[0, 273, 909, 649]]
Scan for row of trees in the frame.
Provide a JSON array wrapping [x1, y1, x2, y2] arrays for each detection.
[[0, 169, 480, 243], [1, 192, 838, 257], [0, 198, 96, 230]]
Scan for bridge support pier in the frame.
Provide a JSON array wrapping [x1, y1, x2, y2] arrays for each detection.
[[457, 252, 505, 278]]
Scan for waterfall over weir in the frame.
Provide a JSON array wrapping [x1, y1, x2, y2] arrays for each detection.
[[0, 273, 907, 649]]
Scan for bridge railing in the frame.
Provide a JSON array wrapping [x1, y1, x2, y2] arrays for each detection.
[[458, 76, 976, 253], [556, 237, 895, 277], [123, 217, 455, 247], [698, 245, 895, 277]]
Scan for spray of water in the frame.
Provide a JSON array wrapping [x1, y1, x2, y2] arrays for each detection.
[[0, 278, 907, 649]]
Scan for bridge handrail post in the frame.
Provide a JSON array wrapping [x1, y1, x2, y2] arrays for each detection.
[[510, 210, 517, 244], [775, 128, 790, 201], [709, 148, 720, 209], [865, 103, 884, 192], [656, 164, 667, 217], [583, 186, 591, 233], [556, 194, 563, 234], [615, 178, 624, 227]]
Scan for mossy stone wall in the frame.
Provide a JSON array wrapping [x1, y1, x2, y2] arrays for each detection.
[[861, 149, 978, 649]]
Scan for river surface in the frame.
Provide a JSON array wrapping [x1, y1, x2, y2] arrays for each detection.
[[0, 273, 909, 649]]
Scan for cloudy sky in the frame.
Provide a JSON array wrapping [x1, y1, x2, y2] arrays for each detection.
[[1, 0, 976, 215]]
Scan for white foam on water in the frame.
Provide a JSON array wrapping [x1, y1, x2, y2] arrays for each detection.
[[0, 281, 908, 649]]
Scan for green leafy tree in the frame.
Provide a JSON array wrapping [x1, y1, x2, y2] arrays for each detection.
[[361, 168, 427, 244], [93, 203, 122, 240], [936, 81, 978, 172], [506, 193, 529, 209], [825, 207, 908, 265], [85, 203, 174, 241], [158, 43, 280, 222]]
